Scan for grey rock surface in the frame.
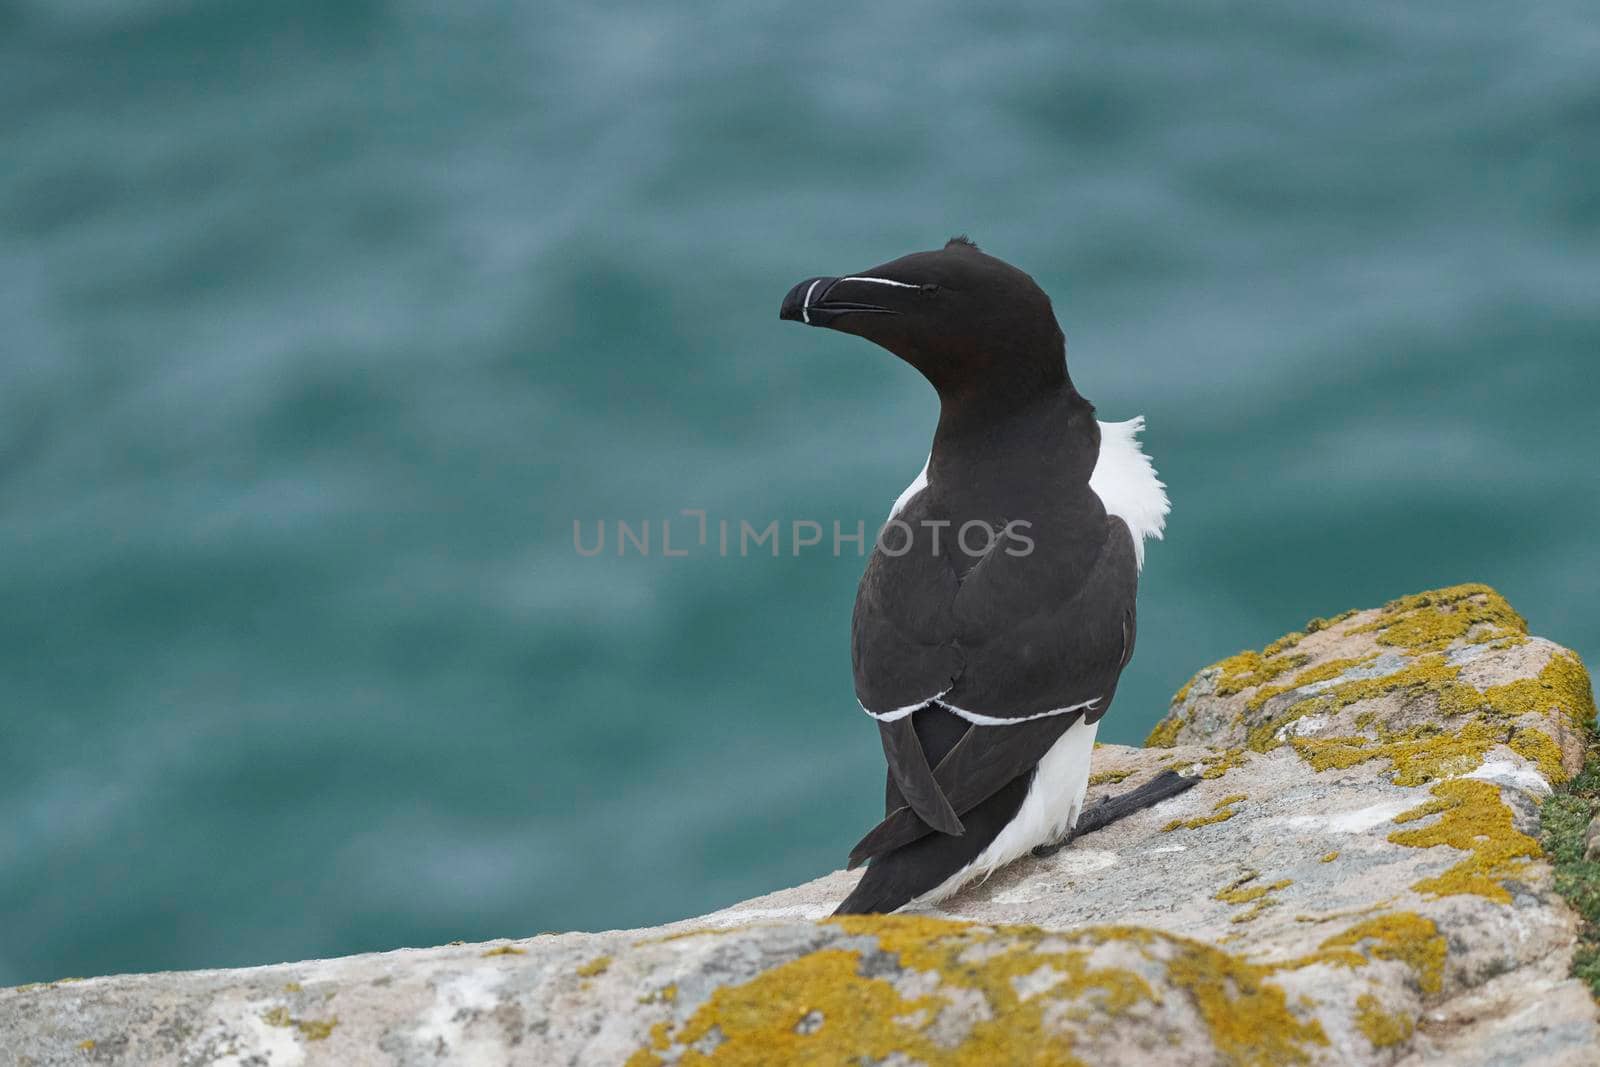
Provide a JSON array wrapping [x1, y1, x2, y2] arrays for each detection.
[[3, 585, 1597, 1065]]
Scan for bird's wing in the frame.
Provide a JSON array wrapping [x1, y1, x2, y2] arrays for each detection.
[[848, 516, 1140, 865], [851, 526, 968, 834], [850, 532, 965, 715], [943, 515, 1138, 720], [874, 716, 964, 836]]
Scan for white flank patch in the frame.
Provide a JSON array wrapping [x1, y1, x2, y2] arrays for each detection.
[[1089, 417, 1169, 570], [886, 419, 1167, 563], [887, 455, 930, 522], [913, 719, 1099, 906]]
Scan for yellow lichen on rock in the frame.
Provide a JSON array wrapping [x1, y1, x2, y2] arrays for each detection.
[[1232, 890, 1290, 926], [1483, 650, 1597, 732], [1388, 779, 1541, 904], [1258, 654, 1483, 755], [1353, 992, 1414, 1048], [1348, 584, 1527, 654], [1315, 913, 1446, 995], [1145, 714, 1184, 748], [1156, 936, 1328, 1066], [1087, 768, 1134, 787], [629, 917, 1337, 1067], [631, 947, 957, 1067], [1263, 631, 1307, 657], [1305, 610, 1358, 633], [1171, 675, 1197, 707], [1145, 586, 1592, 781], [295, 1017, 338, 1041], [629, 915, 1106, 1067], [1292, 719, 1501, 786], [1245, 701, 1326, 754], [1213, 873, 1290, 906], [1246, 654, 1381, 715], [636, 927, 723, 946], [1213, 649, 1311, 698], [1164, 794, 1247, 832], [1213, 871, 1293, 924], [868, 919, 1333, 1067], [482, 945, 526, 958], [1199, 748, 1248, 779], [576, 954, 611, 976], [1508, 725, 1569, 784], [261, 1006, 339, 1041]]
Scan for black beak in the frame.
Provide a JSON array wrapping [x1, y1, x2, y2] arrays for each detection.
[[779, 276, 899, 327]]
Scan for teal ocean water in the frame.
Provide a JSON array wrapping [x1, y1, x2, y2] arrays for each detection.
[[3, 2, 1597, 984]]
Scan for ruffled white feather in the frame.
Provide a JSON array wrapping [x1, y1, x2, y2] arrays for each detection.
[[1089, 417, 1169, 570]]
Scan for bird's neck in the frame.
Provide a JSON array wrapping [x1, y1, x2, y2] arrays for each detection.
[[929, 380, 1099, 505]]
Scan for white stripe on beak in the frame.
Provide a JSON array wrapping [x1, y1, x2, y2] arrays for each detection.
[[840, 276, 918, 288], [801, 279, 822, 325]]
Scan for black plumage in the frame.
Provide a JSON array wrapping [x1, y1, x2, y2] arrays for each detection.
[[779, 239, 1147, 914]]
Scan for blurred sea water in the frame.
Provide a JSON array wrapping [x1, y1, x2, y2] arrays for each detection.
[[2, 0, 1597, 983]]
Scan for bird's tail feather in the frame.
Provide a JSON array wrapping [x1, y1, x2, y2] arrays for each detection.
[[848, 713, 1079, 868], [834, 773, 1031, 915]]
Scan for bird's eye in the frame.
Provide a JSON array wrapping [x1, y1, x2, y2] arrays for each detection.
[[920, 284, 940, 294]]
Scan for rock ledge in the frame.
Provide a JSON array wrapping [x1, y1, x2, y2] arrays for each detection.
[[3, 584, 1597, 1066]]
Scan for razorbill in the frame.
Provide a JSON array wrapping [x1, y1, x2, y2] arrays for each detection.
[[779, 236, 1179, 914]]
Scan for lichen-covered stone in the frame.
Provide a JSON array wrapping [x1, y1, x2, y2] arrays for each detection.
[[3, 585, 1597, 1065], [1152, 585, 1591, 783]]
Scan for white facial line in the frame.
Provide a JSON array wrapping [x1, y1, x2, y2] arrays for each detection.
[[859, 689, 952, 722], [934, 695, 1102, 726], [800, 279, 822, 325], [840, 276, 918, 289]]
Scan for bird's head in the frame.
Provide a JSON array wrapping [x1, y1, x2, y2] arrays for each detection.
[[779, 237, 1068, 400]]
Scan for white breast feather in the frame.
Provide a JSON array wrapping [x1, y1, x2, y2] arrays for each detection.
[[887, 455, 930, 522], [1089, 417, 1169, 570]]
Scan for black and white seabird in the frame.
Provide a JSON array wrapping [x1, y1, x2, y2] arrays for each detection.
[[780, 237, 1178, 915]]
